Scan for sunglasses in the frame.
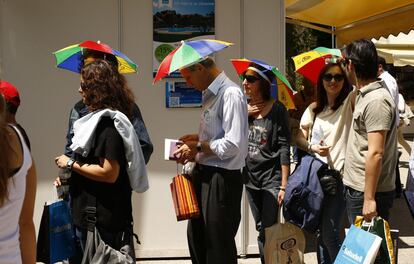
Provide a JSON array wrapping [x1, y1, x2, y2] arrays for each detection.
[[243, 75, 260, 83], [322, 73, 344, 82]]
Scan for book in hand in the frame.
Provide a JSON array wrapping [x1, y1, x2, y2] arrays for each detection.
[[164, 139, 183, 161]]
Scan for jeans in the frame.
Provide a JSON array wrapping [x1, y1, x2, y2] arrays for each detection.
[[344, 186, 395, 224], [316, 182, 345, 264], [245, 186, 279, 264]]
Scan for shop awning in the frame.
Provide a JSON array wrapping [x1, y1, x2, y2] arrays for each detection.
[[285, 0, 414, 46], [373, 30, 414, 66]]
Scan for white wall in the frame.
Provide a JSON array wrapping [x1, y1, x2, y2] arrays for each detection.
[[0, 0, 285, 258]]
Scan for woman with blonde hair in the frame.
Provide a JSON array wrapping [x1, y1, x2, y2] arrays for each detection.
[[0, 93, 37, 264]]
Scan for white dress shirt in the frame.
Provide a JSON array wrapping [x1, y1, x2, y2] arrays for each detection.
[[197, 71, 248, 170], [380, 71, 399, 125]]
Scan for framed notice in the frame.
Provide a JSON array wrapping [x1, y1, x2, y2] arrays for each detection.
[[153, 0, 215, 77], [165, 81, 202, 108]]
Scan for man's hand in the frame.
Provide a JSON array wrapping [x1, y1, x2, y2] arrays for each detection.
[[362, 198, 377, 221], [173, 141, 197, 164]]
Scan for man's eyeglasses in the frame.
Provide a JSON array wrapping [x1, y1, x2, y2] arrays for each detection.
[[322, 74, 344, 82], [243, 75, 260, 83]]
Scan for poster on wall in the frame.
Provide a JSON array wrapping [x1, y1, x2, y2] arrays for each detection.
[[153, 0, 215, 77], [166, 81, 202, 108]]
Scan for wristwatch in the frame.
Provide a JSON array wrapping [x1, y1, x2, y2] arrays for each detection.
[[66, 158, 75, 171], [196, 141, 203, 153]]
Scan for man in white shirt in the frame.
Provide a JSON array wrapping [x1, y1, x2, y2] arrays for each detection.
[[174, 57, 248, 264], [378, 56, 404, 197], [378, 56, 399, 125]]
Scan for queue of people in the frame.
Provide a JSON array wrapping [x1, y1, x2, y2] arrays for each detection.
[[0, 37, 406, 264]]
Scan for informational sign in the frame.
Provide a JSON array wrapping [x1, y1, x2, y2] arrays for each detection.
[[153, 0, 215, 77], [165, 81, 202, 108]]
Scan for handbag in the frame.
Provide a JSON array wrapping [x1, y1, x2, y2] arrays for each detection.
[[81, 198, 136, 264], [354, 216, 395, 264], [264, 205, 305, 264], [170, 173, 200, 221], [308, 111, 342, 196], [317, 166, 342, 196], [334, 225, 382, 264], [36, 199, 76, 264]]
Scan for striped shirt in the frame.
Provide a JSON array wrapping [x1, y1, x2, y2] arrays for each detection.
[[197, 72, 248, 170]]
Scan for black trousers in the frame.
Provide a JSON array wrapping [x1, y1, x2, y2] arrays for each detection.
[[187, 164, 243, 264]]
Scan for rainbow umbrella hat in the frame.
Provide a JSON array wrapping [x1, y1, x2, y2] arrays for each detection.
[[231, 58, 296, 110], [153, 39, 233, 84], [292, 47, 342, 84], [53, 40, 138, 74]]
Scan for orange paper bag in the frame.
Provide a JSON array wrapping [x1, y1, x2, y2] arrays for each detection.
[[170, 174, 200, 221]]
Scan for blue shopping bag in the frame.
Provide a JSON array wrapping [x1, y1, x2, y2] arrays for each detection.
[[37, 199, 76, 263], [334, 225, 382, 264]]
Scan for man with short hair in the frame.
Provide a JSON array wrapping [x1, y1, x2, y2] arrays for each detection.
[[174, 57, 248, 264], [343, 39, 398, 223], [0, 80, 31, 149]]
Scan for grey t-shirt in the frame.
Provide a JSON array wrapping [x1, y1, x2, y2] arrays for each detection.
[[243, 102, 291, 190], [343, 80, 398, 192]]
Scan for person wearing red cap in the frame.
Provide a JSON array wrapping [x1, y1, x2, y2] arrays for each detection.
[[0, 80, 31, 149], [0, 93, 37, 264]]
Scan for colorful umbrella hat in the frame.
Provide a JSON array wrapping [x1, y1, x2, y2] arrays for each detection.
[[53, 40, 138, 74], [153, 39, 233, 84], [292, 47, 342, 84], [231, 58, 296, 110]]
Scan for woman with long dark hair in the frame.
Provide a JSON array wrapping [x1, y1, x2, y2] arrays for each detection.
[[242, 63, 291, 264], [296, 61, 354, 263], [54, 59, 141, 260], [0, 94, 37, 264]]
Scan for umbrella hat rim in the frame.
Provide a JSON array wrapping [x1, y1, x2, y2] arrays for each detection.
[[230, 58, 296, 109], [54, 40, 138, 74], [231, 58, 294, 91], [153, 39, 233, 83]]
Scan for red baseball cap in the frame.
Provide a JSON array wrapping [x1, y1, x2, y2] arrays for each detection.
[[0, 80, 20, 108]]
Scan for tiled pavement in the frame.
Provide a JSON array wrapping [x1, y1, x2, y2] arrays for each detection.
[[136, 139, 414, 264]]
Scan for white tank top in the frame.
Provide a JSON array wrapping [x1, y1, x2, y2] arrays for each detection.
[[0, 125, 32, 264]]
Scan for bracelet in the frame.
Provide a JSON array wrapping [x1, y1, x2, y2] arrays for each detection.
[[307, 143, 313, 153], [279, 187, 286, 191]]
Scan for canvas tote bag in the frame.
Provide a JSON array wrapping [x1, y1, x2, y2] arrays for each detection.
[[264, 205, 305, 263]]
